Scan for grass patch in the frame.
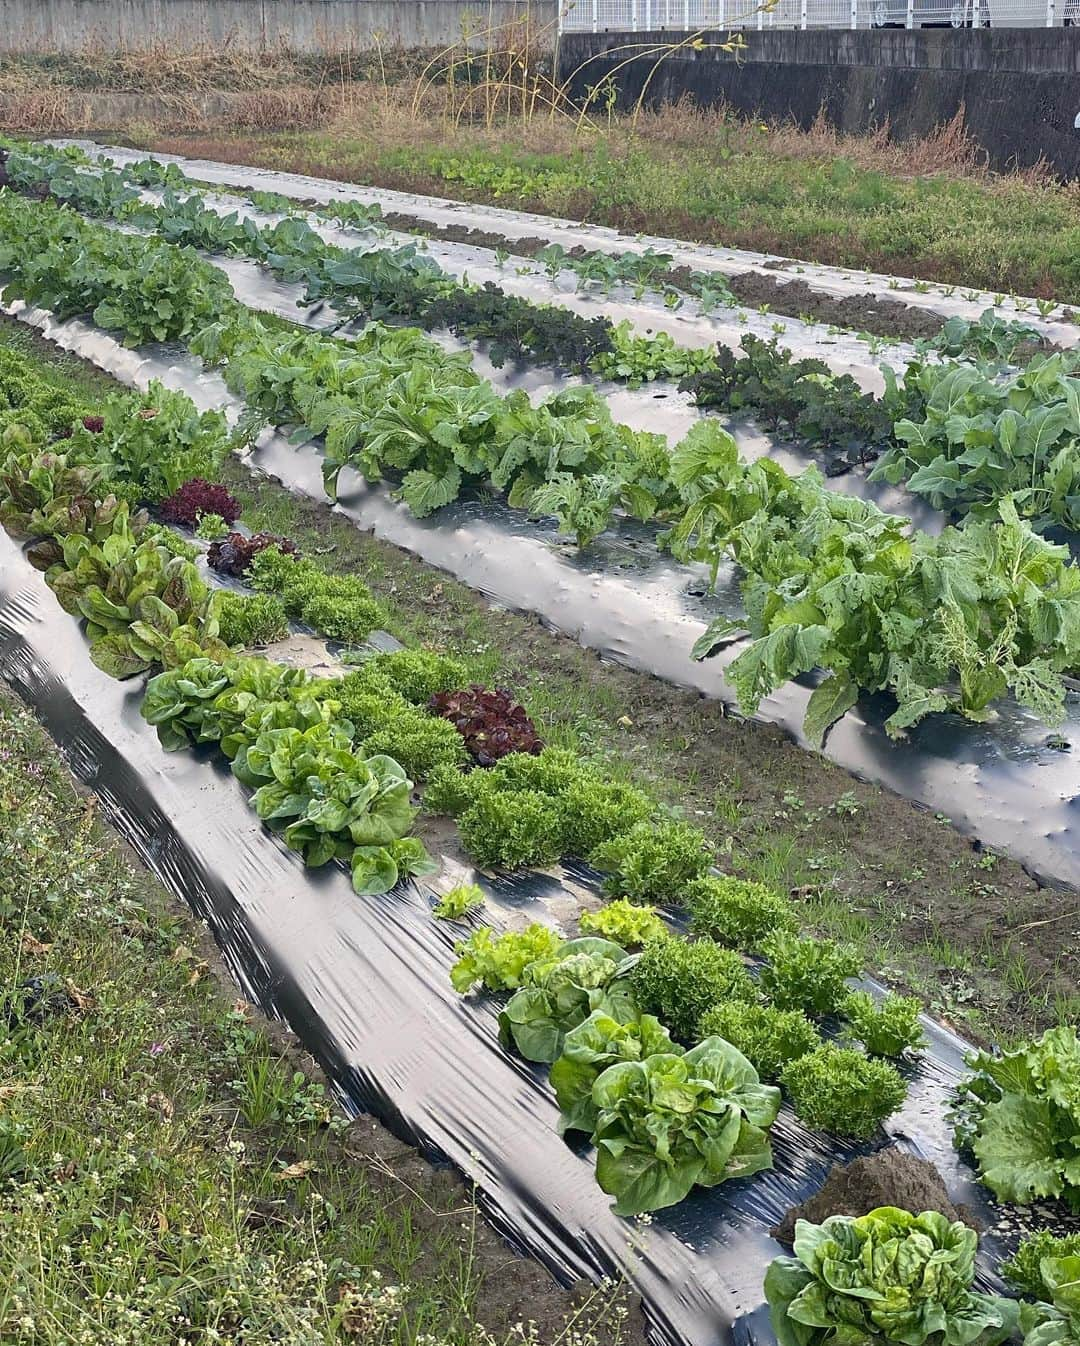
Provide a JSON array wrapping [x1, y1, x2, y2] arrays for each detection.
[[0, 684, 640, 1345]]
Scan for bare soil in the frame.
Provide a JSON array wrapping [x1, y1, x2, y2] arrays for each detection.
[[375, 209, 959, 344], [771, 1150, 976, 1245]]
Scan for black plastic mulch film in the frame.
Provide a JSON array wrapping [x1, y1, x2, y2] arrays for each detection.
[[0, 524, 1043, 1346], [0, 165, 1076, 1341], [6, 287, 1080, 891]]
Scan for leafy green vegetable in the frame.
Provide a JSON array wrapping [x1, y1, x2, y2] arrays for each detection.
[[673, 422, 1080, 739], [433, 883, 485, 920], [949, 1025, 1080, 1209], [871, 353, 1080, 532], [550, 1010, 680, 1136], [591, 1037, 780, 1215], [685, 874, 797, 949], [591, 819, 712, 902], [42, 524, 229, 678], [1020, 1257, 1080, 1346], [248, 547, 385, 643], [498, 938, 634, 1063], [781, 1044, 908, 1138], [357, 648, 468, 704], [696, 1002, 819, 1081], [628, 937, 755, 1043], [231, 721, 416, 879], [449, 923, 562, 994], [216, 592, 289, 648], [141, 655, 325, 753], [841, 990, 926, 1058], [759, 932, 861, 1016], [764, 1207, 1018, 1346], [457, 789, 564, 871], [579, 899, 667, 947], [1004, 1232, 1080, 1300]]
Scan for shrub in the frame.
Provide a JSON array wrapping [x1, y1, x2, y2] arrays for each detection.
[[780, 1044, 908, 1138], [696, 1001, 819, 1081], [759, 932, 861, 1016], [457, 789, 564, 870], [628, 937, 755, 1043], [685, 874, 798, 949], [841, 990, 925, 1058], [591, 819, 713, 903], [217, 593, 288, 649]]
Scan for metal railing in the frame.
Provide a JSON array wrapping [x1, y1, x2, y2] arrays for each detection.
[[559, 0, 1074, 29]]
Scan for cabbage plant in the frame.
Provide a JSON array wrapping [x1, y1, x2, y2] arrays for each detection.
[[591, 1035, 780, 1216], [764, 1208, 1019, 1346]]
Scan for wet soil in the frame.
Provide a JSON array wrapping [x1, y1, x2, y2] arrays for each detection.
[[771, 1150, 976, 1245]]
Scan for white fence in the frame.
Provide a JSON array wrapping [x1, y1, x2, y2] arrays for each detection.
[[559, 0, 1075, 29]]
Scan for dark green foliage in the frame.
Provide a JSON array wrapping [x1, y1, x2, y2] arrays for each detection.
[[780, 1044, 908, 1138], [680, 335, 916, 472], [685, 874, 798, 949], [457, 789, 564, 870], [627, 937, 755, 1043], [696, 1001, 819, 1081], [759, 932, 861, 1016]]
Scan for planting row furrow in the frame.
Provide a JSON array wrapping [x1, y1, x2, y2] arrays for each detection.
[[0, 184, 1077, 746], [20, 143, 1080, 532], [5, 332, 1080, 1263], [65, 137, 1080, 344]]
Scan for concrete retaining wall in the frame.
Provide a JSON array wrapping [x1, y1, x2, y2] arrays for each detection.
[[0, 0, 557, 53], [558, 29, 1080, 175]]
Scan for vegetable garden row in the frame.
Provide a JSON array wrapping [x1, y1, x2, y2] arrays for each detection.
[[3, 138, 1080, 1346], [5, 140, 1080, 745]]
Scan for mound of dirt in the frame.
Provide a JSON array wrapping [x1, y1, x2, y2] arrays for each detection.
[[772, 1149, 977, 1246]]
